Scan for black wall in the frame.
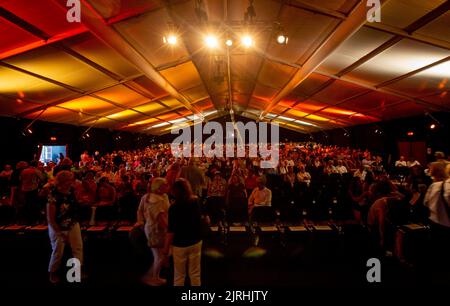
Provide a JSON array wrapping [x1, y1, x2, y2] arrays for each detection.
[[312, 112, 450, 162]]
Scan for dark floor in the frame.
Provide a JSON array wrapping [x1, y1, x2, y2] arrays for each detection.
[[0, 224, 447, 288]]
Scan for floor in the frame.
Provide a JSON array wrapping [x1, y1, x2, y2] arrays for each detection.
[[0, 224, 447, 288]]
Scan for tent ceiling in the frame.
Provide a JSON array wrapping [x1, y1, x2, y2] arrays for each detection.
[[0, 0, 449, 135]]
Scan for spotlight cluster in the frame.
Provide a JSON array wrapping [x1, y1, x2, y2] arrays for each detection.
[[163, 31, 288, 48]]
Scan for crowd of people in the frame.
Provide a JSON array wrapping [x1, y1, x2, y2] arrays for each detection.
[[0, 142, 449, 285]]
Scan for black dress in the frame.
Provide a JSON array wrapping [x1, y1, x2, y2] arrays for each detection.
[[227, 183, 248, 223]]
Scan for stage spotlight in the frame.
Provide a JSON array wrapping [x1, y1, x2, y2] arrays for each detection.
[[241, 35, 253, 48], [276, 34, 288, 45], [163, 34, 177, 45], [225, 39, 233, 47], [204, 35, 219, 48], [407, 131, 414, 137], [430, 123, 436, 130]]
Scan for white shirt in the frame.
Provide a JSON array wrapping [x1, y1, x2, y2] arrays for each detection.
[[336, 165, 348, 174], [424, 180, 450, 227], [407, 160, 421, 168], [248, 187, 272, 207], [395, 160, 407, 167]]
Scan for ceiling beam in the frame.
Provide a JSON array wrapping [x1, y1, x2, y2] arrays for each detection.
[[259, 0, 379, 119], [375, 56, 450, 88], [78, 0, 202, 117], [366, 23, 450, 51]]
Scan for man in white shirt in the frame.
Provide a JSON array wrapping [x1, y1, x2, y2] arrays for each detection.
[[335, 160, 348, 174], [395, 156, 407, 168], [248, 177, 272, 214]]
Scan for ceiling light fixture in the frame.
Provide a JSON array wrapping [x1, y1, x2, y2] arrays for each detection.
[[163, 34, 177, 45], [204, 35, 219, 48], [241, 35, 253, 48]]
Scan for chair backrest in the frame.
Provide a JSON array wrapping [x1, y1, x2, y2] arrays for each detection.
[[251, 206, 275, 223]]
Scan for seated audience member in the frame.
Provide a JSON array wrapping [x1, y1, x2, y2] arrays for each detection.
[[296, 166, 311, 186], [75, 171, 97, 207], [96, 177, 116, 206], [395, 156, 407, 168], [407, 157, 421, 168], [335, 160, 348, 174], [248, 177, 272, 215], [135, 178, 170, 286]]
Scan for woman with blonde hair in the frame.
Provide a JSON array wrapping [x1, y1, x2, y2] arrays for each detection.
[[47, 170, 83, 284], [135, 177, 170, 286]]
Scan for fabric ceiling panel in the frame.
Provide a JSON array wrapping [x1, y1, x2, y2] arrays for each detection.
[[129, 75, 168, 98], [65, 34, 141, 78], [159, 61, 202, 90], [379, 0, 447, 29], [58, 96, 118, 115], [0, 95, 41, 116], [133, 102, 167, 115], [416, 11, 450, 43], [84, 117, 126, 129], [285, 108, 310, 118], [1, 0, 86, 37], [386, 61, 450, 97], [4, 46, 116, 91], [114, 8, 190, 68], [338, 91, 403, 112], [347, 40, 450, 85], [253, 84, 279, 101], [318, 27, 394, 75], [374, 101, 427, 120], [159, 97, 183, 109], [93, 84, 150, 108], [248, 98, 268, 110], [231, 54, 264, 85], [106, 109, 146, 121], [292, 73, 331, 97], [293, 100, 329, 112], [192, 99, 213, 110], [257, 60, 296, 89], [86, 0, 162, 19], [0, 17, 41, 56], [181, 85, 209, 102], [0, 65, 75, 103], [269, 5, 338, 65], [296, 0, 359, 14], [25, 107, 94, 125], [226, 0, 280, 21], [313, 80, 369, 103]]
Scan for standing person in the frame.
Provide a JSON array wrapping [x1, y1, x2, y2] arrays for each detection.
[[46, 171, 83, 284], [226, 174, 248, 223], [423, 162, 450, 277], [163, 179, 204, 286], [206, 171, 227, 223], [20, 160, 44, 224], [179, 158, 205, 197], [135, 178, 170, 286]]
